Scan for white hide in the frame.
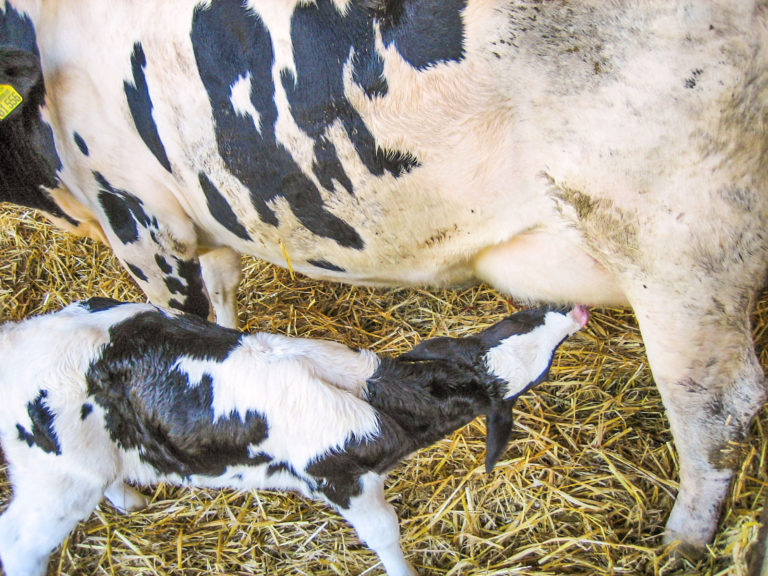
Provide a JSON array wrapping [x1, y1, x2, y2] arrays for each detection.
[[229, 73, 262, 133]]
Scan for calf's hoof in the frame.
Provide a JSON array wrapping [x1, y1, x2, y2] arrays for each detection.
[[104, 482, 149, 513]]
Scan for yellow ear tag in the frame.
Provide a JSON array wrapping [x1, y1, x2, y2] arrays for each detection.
[[0, 84, 23, 120]]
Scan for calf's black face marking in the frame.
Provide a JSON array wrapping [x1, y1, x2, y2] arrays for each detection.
[[16, 390, 61, 455], [85, 310, 270, 477], [124, 42, 172, 173]]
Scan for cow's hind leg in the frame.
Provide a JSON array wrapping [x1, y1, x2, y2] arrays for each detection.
[[631, 292, 767, 555]]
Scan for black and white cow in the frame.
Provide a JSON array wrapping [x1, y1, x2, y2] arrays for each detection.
[[0, 300, 587, 576], [1, 0, 767, 559]]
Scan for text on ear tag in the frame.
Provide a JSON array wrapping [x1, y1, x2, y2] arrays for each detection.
[[0, 84, 23, 120]]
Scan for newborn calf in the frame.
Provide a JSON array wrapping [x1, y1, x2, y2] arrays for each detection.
[[0, 299, 587, 576]]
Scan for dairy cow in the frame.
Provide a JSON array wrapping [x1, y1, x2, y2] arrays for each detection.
[[1, 0, 766, 559]]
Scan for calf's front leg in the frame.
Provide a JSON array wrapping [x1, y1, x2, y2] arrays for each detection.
[[335, 473, 416, 576]]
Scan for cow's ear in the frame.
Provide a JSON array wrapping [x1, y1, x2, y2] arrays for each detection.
[[400, 336, 469, 363], [0, 48, 42, 103]]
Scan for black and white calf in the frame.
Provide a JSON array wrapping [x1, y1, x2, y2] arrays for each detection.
[[0, 299, 586, 576]]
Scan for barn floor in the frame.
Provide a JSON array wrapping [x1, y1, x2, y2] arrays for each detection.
[[0, 205, 765, 576]]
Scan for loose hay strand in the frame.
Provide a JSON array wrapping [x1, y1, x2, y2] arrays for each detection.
[[0, 204, 766, 575]]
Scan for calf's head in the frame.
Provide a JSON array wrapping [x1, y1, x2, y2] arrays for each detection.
[[401, 306, 588, 472]]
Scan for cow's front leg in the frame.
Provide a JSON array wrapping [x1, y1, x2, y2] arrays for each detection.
[[94, 176, 212, 319], [631, 293, 767, 556]]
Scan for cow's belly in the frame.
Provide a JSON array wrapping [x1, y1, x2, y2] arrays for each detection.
[[192, 165, 626, 306]]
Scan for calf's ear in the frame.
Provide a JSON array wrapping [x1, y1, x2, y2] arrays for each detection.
[[484, 399, 516, 473]]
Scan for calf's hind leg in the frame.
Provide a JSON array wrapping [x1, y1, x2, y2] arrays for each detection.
[[631, 293, 767, 555], [0, 470, 104, 576], [104, 479, 148, 513]]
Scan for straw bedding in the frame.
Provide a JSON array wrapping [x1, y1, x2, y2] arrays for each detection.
[[0, 205, 765, 576]]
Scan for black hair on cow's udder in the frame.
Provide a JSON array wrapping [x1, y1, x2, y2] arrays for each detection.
[[16, 390, 61, 455]]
